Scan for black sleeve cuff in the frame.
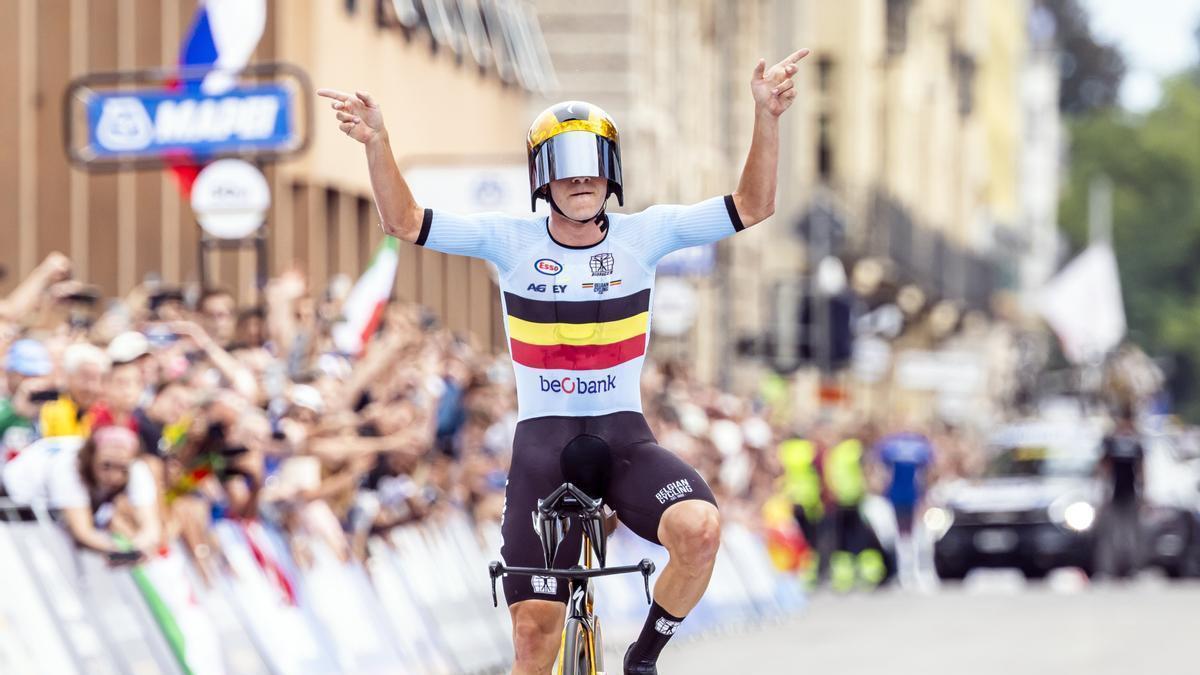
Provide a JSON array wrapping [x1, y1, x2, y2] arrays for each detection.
[[415, 208, 433, 246], [724, 195, 745, 232]]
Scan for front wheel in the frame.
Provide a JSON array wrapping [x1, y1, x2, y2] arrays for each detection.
[[559, 618, 594, 675]]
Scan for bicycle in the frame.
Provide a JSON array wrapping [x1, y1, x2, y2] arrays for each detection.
[[489, 481, 655, 675]]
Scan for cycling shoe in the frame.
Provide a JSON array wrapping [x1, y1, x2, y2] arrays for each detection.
[[623, 644, 658, 675]]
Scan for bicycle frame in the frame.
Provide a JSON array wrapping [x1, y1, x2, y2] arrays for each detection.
[[487, 482, 655, 672]]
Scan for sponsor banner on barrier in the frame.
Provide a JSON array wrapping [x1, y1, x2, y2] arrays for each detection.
[[1, 506, 805, 675], [0, 524, 80, 675], [214, 521, 342, 674]]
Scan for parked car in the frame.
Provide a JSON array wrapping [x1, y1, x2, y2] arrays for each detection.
[[1140, 427, 1200, 578], [926, 421, 1104, 580]]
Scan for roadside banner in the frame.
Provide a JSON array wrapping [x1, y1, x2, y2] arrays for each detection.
[[0, 506, 805, 674]]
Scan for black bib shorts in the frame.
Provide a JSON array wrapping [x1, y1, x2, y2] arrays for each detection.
[[499, 411, 717, 606]]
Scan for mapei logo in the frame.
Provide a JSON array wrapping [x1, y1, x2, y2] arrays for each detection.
[[95, 98, 155, 151], [94, 94, 282, 152], [654, 479, 693, 505], [539, 374, 617, 395], [534, 258, 563, 275]]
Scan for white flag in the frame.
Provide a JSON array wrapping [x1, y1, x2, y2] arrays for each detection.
[[1035, 244, 1126, 363]]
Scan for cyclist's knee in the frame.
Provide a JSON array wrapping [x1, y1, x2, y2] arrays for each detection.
[[659, 500, 721, 567], [509, 600, 564, 666]]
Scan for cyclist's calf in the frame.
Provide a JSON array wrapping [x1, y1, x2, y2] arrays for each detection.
[[509, 599, 566, 675]]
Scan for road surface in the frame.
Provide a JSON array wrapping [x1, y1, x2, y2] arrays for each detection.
[[649, 573, 1199, 675]]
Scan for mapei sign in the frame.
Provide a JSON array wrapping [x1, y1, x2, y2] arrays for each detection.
[[65, 63, 312, 170], [87, 84, 292, 158]]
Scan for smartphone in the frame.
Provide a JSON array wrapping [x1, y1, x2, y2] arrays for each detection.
[[145, 325, 178, 347], [63, 288, 101, 306], [29, 389, 61, 403], [107, 550, 143, 565]]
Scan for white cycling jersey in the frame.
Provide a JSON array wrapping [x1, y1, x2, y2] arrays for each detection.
[[417, 195, 743, 421]]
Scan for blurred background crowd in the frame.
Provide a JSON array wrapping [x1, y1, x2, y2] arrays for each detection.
[[0, 250, 992, 587]]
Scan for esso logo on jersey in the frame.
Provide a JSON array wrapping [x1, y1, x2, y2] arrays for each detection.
[[535, 258, 563, 275]]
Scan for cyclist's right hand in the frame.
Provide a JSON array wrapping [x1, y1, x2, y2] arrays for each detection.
[[316, 88, 386, 144]]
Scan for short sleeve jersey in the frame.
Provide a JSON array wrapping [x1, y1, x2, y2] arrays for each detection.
[[417, 195, 744, 421]]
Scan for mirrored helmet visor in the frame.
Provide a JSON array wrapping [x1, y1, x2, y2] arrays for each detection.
[[530, 130, 621, 195]]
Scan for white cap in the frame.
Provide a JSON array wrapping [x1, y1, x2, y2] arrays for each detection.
[[289, 384, 325, 414], [107, 331, 150, 365]]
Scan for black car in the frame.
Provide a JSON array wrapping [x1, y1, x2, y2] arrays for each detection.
[[927, 422, 1104, 580]]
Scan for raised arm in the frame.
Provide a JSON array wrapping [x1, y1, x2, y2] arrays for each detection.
[[316, 88, 425, 242], [731, 48, 810, 229]]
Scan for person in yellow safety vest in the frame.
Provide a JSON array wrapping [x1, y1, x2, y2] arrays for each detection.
[[824, 435, 886, 591], [778, 437, 825, 583]]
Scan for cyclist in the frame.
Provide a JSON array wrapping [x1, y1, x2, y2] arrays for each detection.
[[319, 46, 808, 675]]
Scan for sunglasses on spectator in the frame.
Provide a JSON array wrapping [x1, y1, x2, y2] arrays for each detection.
[[96, 460, 131, 474]]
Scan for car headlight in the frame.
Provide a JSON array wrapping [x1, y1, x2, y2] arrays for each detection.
[[923, 506, 954, 539], [1049, 499, 1096, 532]]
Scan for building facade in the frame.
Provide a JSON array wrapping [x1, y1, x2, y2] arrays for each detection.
[[536, 0, 1060, 421], [1, 0, 554, 349]]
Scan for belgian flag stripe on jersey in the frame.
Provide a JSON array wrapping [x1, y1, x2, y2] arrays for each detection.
[[507, 312, 649, 347], [503, 290, 651, 370], [509, 334, 647, 370], [503, 289, 650, 324]]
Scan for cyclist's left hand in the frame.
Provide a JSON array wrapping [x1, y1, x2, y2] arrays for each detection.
[[751, 48, 810, 117]]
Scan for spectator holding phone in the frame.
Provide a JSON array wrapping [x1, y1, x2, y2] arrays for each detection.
[[1, 339, 54, 456], [48, 424, 161, 562]]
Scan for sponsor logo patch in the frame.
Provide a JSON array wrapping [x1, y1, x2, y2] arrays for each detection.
[[539, 374, 617, 395], [655, 618, 681, 635], [654, 479, 693, 505], [581, 279, 621, 294], [535, 258, 563, 275], [532, 575, 558, 595], [589, 252, 615, 276], [526, 283, 568, 293]]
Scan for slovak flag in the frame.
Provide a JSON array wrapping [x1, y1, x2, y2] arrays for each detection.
[[171, 0, 267, 193]]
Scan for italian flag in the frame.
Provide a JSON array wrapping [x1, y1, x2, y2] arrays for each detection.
[[333, 237, 400, 356]]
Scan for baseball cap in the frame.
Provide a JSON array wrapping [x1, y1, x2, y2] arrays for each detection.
[[107, 331, 150, 365], [5, 339, 52, 377], [289, 384, 325, 414]]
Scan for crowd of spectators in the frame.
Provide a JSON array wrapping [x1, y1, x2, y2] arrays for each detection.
[[0, 251, 988, 584], [0, 252, 809, 576]]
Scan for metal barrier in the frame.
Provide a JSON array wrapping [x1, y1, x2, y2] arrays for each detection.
[[0, 503, 805, 674]]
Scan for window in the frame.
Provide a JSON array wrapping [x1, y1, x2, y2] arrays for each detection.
[[817, 114, 834, 183], [886, 0, 912, 56], [389, 0, 422, 29], [481, 0, 517, 83], [457, 0, 493, 68], [421, 0, 461, 55], [817, 56, 834, 93]]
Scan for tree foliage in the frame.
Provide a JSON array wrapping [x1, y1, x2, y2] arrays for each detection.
[[1041, 0, 1127, 114], [1059, 74, 1200, 418]]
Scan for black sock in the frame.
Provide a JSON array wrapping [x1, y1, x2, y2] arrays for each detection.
[[627, 601, 685, 664]]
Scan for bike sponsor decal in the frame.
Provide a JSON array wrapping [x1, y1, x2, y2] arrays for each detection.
[[531, 575, 558, 595], [589, 252, 614, 276], [538, 374, 617, 395], [654, 479, 693, 505], [535, 258, 563, 275], [654, 618, 681, 636]]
